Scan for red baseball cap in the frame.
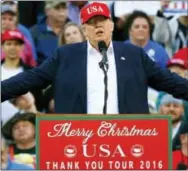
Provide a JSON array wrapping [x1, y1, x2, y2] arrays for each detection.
[[80, 2, 111, 24], [2, 29, 25, 44], [167, 48, 188, 69]]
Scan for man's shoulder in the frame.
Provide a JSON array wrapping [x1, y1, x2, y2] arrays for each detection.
[[113, 41, 142, 54], [30, 19, 47, 36], [58, 41, 87, 52]]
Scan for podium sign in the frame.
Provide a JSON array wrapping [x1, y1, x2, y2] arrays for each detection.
[[36, 115, 172, 170]]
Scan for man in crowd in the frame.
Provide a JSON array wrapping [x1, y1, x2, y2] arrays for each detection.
[[1, 136, 33, 170], [30, 1, 70, 65], [156, 47, 188, 120], [1, 2, 188, 115], [68, 1, 89, 25], [2, 113, 36, 169], [158, 94, 185, 150]]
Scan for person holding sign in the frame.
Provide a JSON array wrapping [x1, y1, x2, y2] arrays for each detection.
[[1, 2, 188, 114]]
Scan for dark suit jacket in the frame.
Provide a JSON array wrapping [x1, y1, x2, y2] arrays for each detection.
[[1, 41, 188, 114]]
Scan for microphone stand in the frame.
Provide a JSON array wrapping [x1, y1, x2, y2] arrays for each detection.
[[99, 52, 109, 115]]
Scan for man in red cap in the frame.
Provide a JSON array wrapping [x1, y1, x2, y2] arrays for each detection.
[[167, 47, 188, 78], [1, 2, 188, 115], [167, 48, 188, 121], [80, 2, 113, 50], [156, 47, 188, 123]]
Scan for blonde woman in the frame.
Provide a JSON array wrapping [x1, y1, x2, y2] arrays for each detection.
[[59, 22, 86, 46]]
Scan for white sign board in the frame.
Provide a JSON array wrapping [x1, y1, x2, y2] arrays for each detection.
[[164, 1, 188, 17], [114, 1, 161, 17]]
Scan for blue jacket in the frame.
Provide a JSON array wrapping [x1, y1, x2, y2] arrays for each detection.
[[1, 41, 188, 114], [125, 40, 169, 68], [5, 157, 33, 170], [30, 16, 70, 65]]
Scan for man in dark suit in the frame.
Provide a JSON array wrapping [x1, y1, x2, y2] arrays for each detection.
[[1, 2, 188, 114]]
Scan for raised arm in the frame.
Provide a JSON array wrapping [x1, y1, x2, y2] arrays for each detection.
[[140, 49, 188, 100], [1, 48, 60, 102]]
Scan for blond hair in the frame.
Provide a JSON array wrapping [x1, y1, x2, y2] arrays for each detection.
[[58, 22, 86, 46]]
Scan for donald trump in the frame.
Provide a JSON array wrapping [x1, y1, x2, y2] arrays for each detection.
[[1, 2, 188, 114]]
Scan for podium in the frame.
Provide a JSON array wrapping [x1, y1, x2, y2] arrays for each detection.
[[36, 114, 172, 170]]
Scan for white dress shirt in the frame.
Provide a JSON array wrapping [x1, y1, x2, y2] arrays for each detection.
[[87, 41, 119, 114], [172, 121, 181, 140]]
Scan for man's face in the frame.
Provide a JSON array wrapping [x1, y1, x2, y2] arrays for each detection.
[[2, 40, 23, 59], [169, 65, 186, 78], [180, 133, 188, 146], [47, 5, 68, 23], [159, 103, 184, 123], [12, 121, 35, 143], [1, 139, 8, 169], [129, 17, 150, 42], [1, 13, 16, 32], [83, 16, 114, 45], [64, 25, 84, 44]]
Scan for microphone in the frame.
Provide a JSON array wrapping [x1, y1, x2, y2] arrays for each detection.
[[98, 41, 108, 114], [98, 41, 108, 70]]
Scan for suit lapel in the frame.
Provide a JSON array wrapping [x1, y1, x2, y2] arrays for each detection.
[[76, 42, 87, 113]]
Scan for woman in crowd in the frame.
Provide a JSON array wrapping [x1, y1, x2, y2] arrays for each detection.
[[58, 22, 86, 46]]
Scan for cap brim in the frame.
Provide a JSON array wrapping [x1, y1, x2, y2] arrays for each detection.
[[2, 38, 24, 44], [167, 63, 186, 69], [83, 15, 110, 24]]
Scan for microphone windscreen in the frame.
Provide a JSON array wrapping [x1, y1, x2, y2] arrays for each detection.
[[98, 41, 107, 53]]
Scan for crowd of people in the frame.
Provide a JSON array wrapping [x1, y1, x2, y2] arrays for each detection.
[[1, 0, 188, 170]]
